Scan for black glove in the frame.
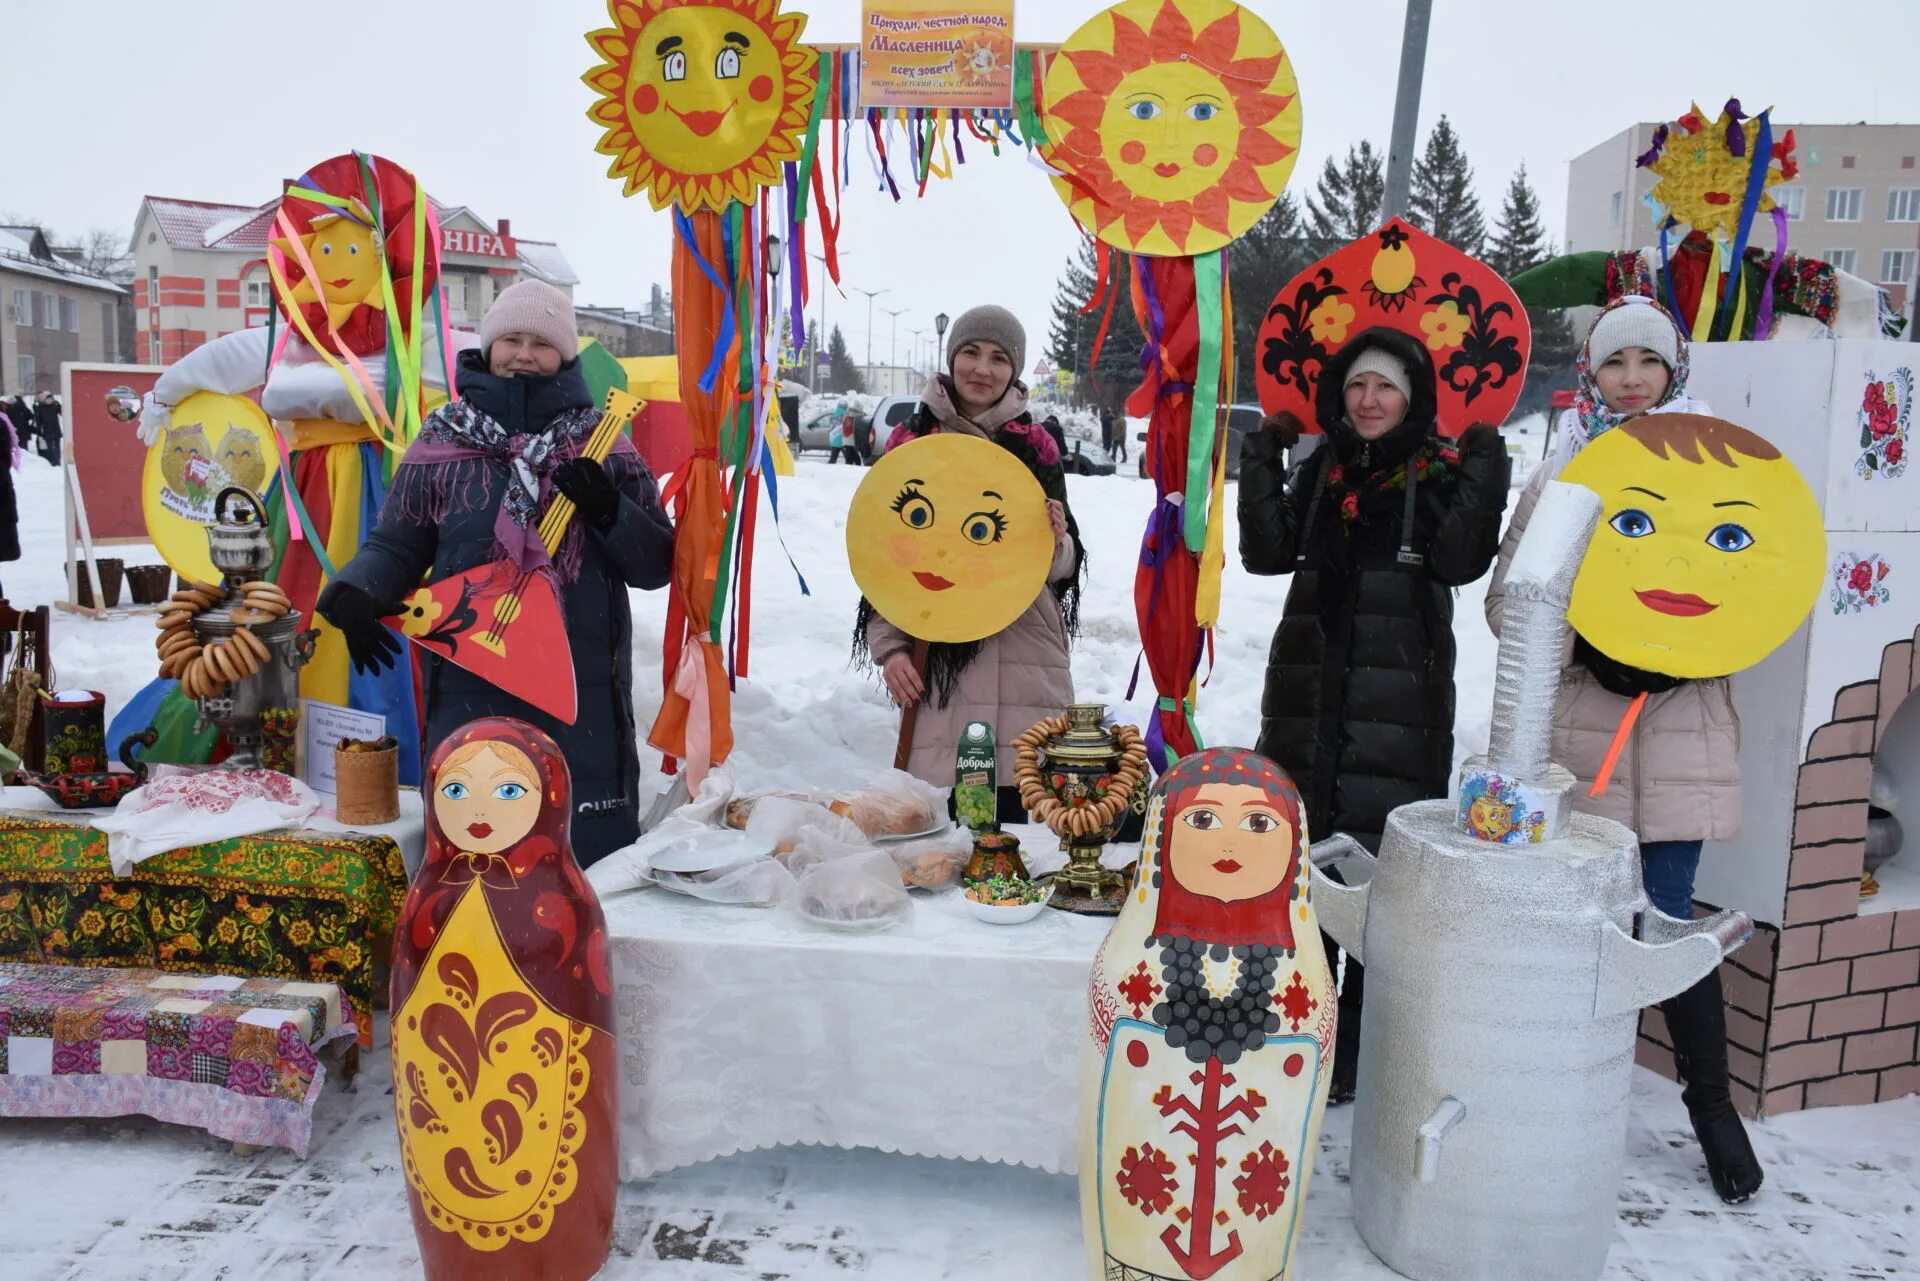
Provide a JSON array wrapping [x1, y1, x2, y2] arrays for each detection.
[[316, 581, 403, 675], [1458, 422, 1503, 455], [1260, 411, 1305, 448], [553, 457, 619, 531]]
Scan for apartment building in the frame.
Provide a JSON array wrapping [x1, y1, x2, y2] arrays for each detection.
[[1566, 122, 1920, 313], [130, 191, 578, 365], [0, 226, 126, 394]]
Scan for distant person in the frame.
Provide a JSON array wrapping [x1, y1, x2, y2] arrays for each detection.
[[1042, 414, 1067, 459], [1099, 409, 1115, 458], [9, 396, 35, 458], [0, 394, 19, 589], [1112, 410, 1128, 464], [32, 394, 62, 466]]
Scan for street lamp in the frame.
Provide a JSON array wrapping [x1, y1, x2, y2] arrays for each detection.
[[934, 311, 950, 372], [854, 287, 889, 379], [882, 306, 908, 391], [910, 328, 931, 377], [808, 250, 849, 392]]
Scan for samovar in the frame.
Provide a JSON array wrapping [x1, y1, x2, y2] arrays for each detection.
[[1018, 704, 1147, 914], [188, 487, 317, 770]]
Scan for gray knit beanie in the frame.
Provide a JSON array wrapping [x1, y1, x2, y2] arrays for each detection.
[[1345, 347, 1413, 402], [1586, 296, 1679, 372], [481, 280, 579, 360], [946, 305, 1027, 375]]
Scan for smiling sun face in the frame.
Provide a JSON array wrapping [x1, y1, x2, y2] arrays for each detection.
[[846, 435, 1054, 644], [1043, 0, 1302, 257], [1562, 415, 1824, 680], [584, 0, 815, 212], [273, 211, 382, 332]]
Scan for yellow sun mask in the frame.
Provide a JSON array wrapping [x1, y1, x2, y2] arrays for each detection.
[[584, 0, 816, 212], [1043, 0, 1302, 257], [272, 209, 382, 332], [1562, 414, 1824, 679], [847, 435, 1054, 644]]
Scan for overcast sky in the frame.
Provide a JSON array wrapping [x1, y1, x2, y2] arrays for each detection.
[[9, 0, 1920, 373]]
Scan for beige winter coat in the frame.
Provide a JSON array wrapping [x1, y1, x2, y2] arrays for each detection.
[[1486, 460, 1742, 843], [868, 531, 1078, 785]]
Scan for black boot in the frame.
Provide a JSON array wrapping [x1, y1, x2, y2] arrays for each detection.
[[1327, 937, 1363, 1105], [1661, 969, 1763, 1204]]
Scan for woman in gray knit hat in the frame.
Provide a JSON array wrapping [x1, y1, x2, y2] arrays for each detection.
[[318, 280, 677, 867], [855, 305, 1085, 819]]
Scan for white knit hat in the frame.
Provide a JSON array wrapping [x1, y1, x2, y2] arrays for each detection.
[[1586, 297, 1678, 372], [1345, 347, 1412, 402], [480, 280, 579, 360]]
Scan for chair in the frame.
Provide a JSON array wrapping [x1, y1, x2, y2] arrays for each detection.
[[0, 601, 52, 770]]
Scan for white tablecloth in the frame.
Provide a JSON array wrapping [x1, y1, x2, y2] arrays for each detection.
[[605, 847, 1123, 1178], [0, 785, 427, 875]]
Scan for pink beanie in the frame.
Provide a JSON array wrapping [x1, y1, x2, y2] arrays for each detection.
[[480, 280, 578, 359]]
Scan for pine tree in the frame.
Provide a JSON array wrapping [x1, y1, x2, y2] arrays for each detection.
[[826, 325, 865, 394], [1408, 116, 1486, 256], [1304, 142, 1385, 251], [1229, 193, 1312, 404], [1486, 163, 1580, 415], [1046, 238, 1147, 413]]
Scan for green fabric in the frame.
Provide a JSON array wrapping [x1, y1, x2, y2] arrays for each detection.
[[0, 815, 407, 1045], [1509, 253, 1614, 308], [142, 687, 221, 766], [1187, 251, 1224, 553], [793, 51, 832, 222], [575, 339, 629, 409]]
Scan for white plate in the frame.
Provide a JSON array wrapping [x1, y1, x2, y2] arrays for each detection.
[[871, 821, 954, 843], [963, 894, 1047, 925], [646, 830, 770, 874]]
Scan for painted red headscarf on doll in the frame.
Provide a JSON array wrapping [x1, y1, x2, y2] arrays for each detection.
[[1143, 747, 1307, 952], [271, 151, 435, 358], [392, 717, 612, 1033]]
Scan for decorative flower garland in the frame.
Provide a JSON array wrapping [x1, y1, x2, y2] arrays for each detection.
[[1011, 714, 1150, 840], [154, 580, 291, 701]]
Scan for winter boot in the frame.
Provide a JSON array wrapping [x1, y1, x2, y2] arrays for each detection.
[[1660, 969, 1763, 1204], [1326, 939, 1364, 1105]]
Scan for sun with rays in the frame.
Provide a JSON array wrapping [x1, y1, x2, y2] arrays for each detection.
[[1042, 0, 1302, 258], [583, 0, 816, 213]]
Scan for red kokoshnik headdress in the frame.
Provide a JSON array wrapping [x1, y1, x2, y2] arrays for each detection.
[[1144, 747, 1306, 951]]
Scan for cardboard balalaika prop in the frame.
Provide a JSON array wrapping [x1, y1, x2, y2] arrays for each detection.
[[382, 389, 644, 725]]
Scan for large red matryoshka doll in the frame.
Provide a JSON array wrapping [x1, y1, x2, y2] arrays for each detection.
[[1081, 748, 1335, 1281], [391, 717, 616, 1280]]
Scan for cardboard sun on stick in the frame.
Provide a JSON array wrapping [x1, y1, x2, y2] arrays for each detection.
[[1041, 0, 1302, 258], [847, 435, 1054, 645], [143, 392, 282, 583], [582, 0, 817, 212], [1256, 217, 1531, 438]]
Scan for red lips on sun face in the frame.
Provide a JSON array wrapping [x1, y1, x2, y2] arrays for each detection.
[[1636, 589, 1718, 617], [670, 104, 733, 137], [913, 572, 955, 592]]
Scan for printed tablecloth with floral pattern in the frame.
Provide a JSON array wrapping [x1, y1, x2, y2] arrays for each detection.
[[0, 813, 405, 1047], [0, 962, 355, 1154]]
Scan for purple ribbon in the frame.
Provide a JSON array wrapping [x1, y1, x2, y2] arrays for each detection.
[[1755, 208, 1790, 340]]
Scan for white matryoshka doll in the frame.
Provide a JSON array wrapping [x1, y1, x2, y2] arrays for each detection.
[[1081, 748, 1335, 1281]]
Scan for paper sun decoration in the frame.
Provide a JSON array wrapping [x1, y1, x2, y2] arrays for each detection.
[[1639, 100, 1798, 246], [1042, 0, 1302, 257], [1255, 218, 1531, 437], [583, 0, 816, 212], [270, 153, 433, 358]]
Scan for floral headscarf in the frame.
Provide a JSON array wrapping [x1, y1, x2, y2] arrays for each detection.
[[1572, 296, 1692, 444]]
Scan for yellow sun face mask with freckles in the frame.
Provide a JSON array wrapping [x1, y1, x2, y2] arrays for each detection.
[[1562, 414, 1825, 679], [847, 435, 1054, 644]]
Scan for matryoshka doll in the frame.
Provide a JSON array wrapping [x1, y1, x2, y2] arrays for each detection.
[[1081, 749, 1335, 1281], [391, 718, 617, 1280]]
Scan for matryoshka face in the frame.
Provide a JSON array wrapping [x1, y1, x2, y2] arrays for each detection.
[[1563, 417, 1824, 679], [434, 743, 542, 856], [845, 434, 1054, 644], [1166, 782, 1295, 903]]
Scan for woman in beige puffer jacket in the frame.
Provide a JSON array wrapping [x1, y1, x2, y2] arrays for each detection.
[[1487, 294, 1761, 1207], [857, 307, 1083, 818]]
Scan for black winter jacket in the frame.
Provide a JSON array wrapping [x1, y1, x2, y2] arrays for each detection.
[[1238, 328, 1510, 851], [335, 354, 675, 867]]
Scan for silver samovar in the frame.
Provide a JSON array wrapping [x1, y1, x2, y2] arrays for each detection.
[[1309, 482, 1753, 1281], [189, 487, 316, 770]]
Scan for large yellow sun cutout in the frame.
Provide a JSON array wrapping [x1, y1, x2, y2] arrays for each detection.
[[583, 0, 816, 213], [1043, 0, 1302, 257]]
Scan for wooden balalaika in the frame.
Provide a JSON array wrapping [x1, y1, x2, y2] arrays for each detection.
[[384, 388, 645, 726]]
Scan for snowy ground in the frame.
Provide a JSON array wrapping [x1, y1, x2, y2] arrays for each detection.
[[4, 432, 1916, 1279]]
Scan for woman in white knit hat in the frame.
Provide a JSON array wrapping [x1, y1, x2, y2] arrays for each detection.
[[1241, 326, 1513, 1104], [1486, 295, 1763, 1205], [319, 280, 677, 867]]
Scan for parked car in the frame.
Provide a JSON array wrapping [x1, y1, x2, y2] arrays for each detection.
[[1135, 402, 1266, 480], [868, 395, 924, 456], [1063, 438, 1117, 476], [798, 402, 875, 461]]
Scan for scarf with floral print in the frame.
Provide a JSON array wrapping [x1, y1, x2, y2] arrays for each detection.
[[1323, 439, 1458, 526]]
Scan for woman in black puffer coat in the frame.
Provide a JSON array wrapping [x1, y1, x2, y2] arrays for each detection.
[[1239, 326, 1511, 1098]]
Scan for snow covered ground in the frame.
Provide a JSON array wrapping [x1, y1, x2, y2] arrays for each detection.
[[3, 438, 1915, 1279]]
